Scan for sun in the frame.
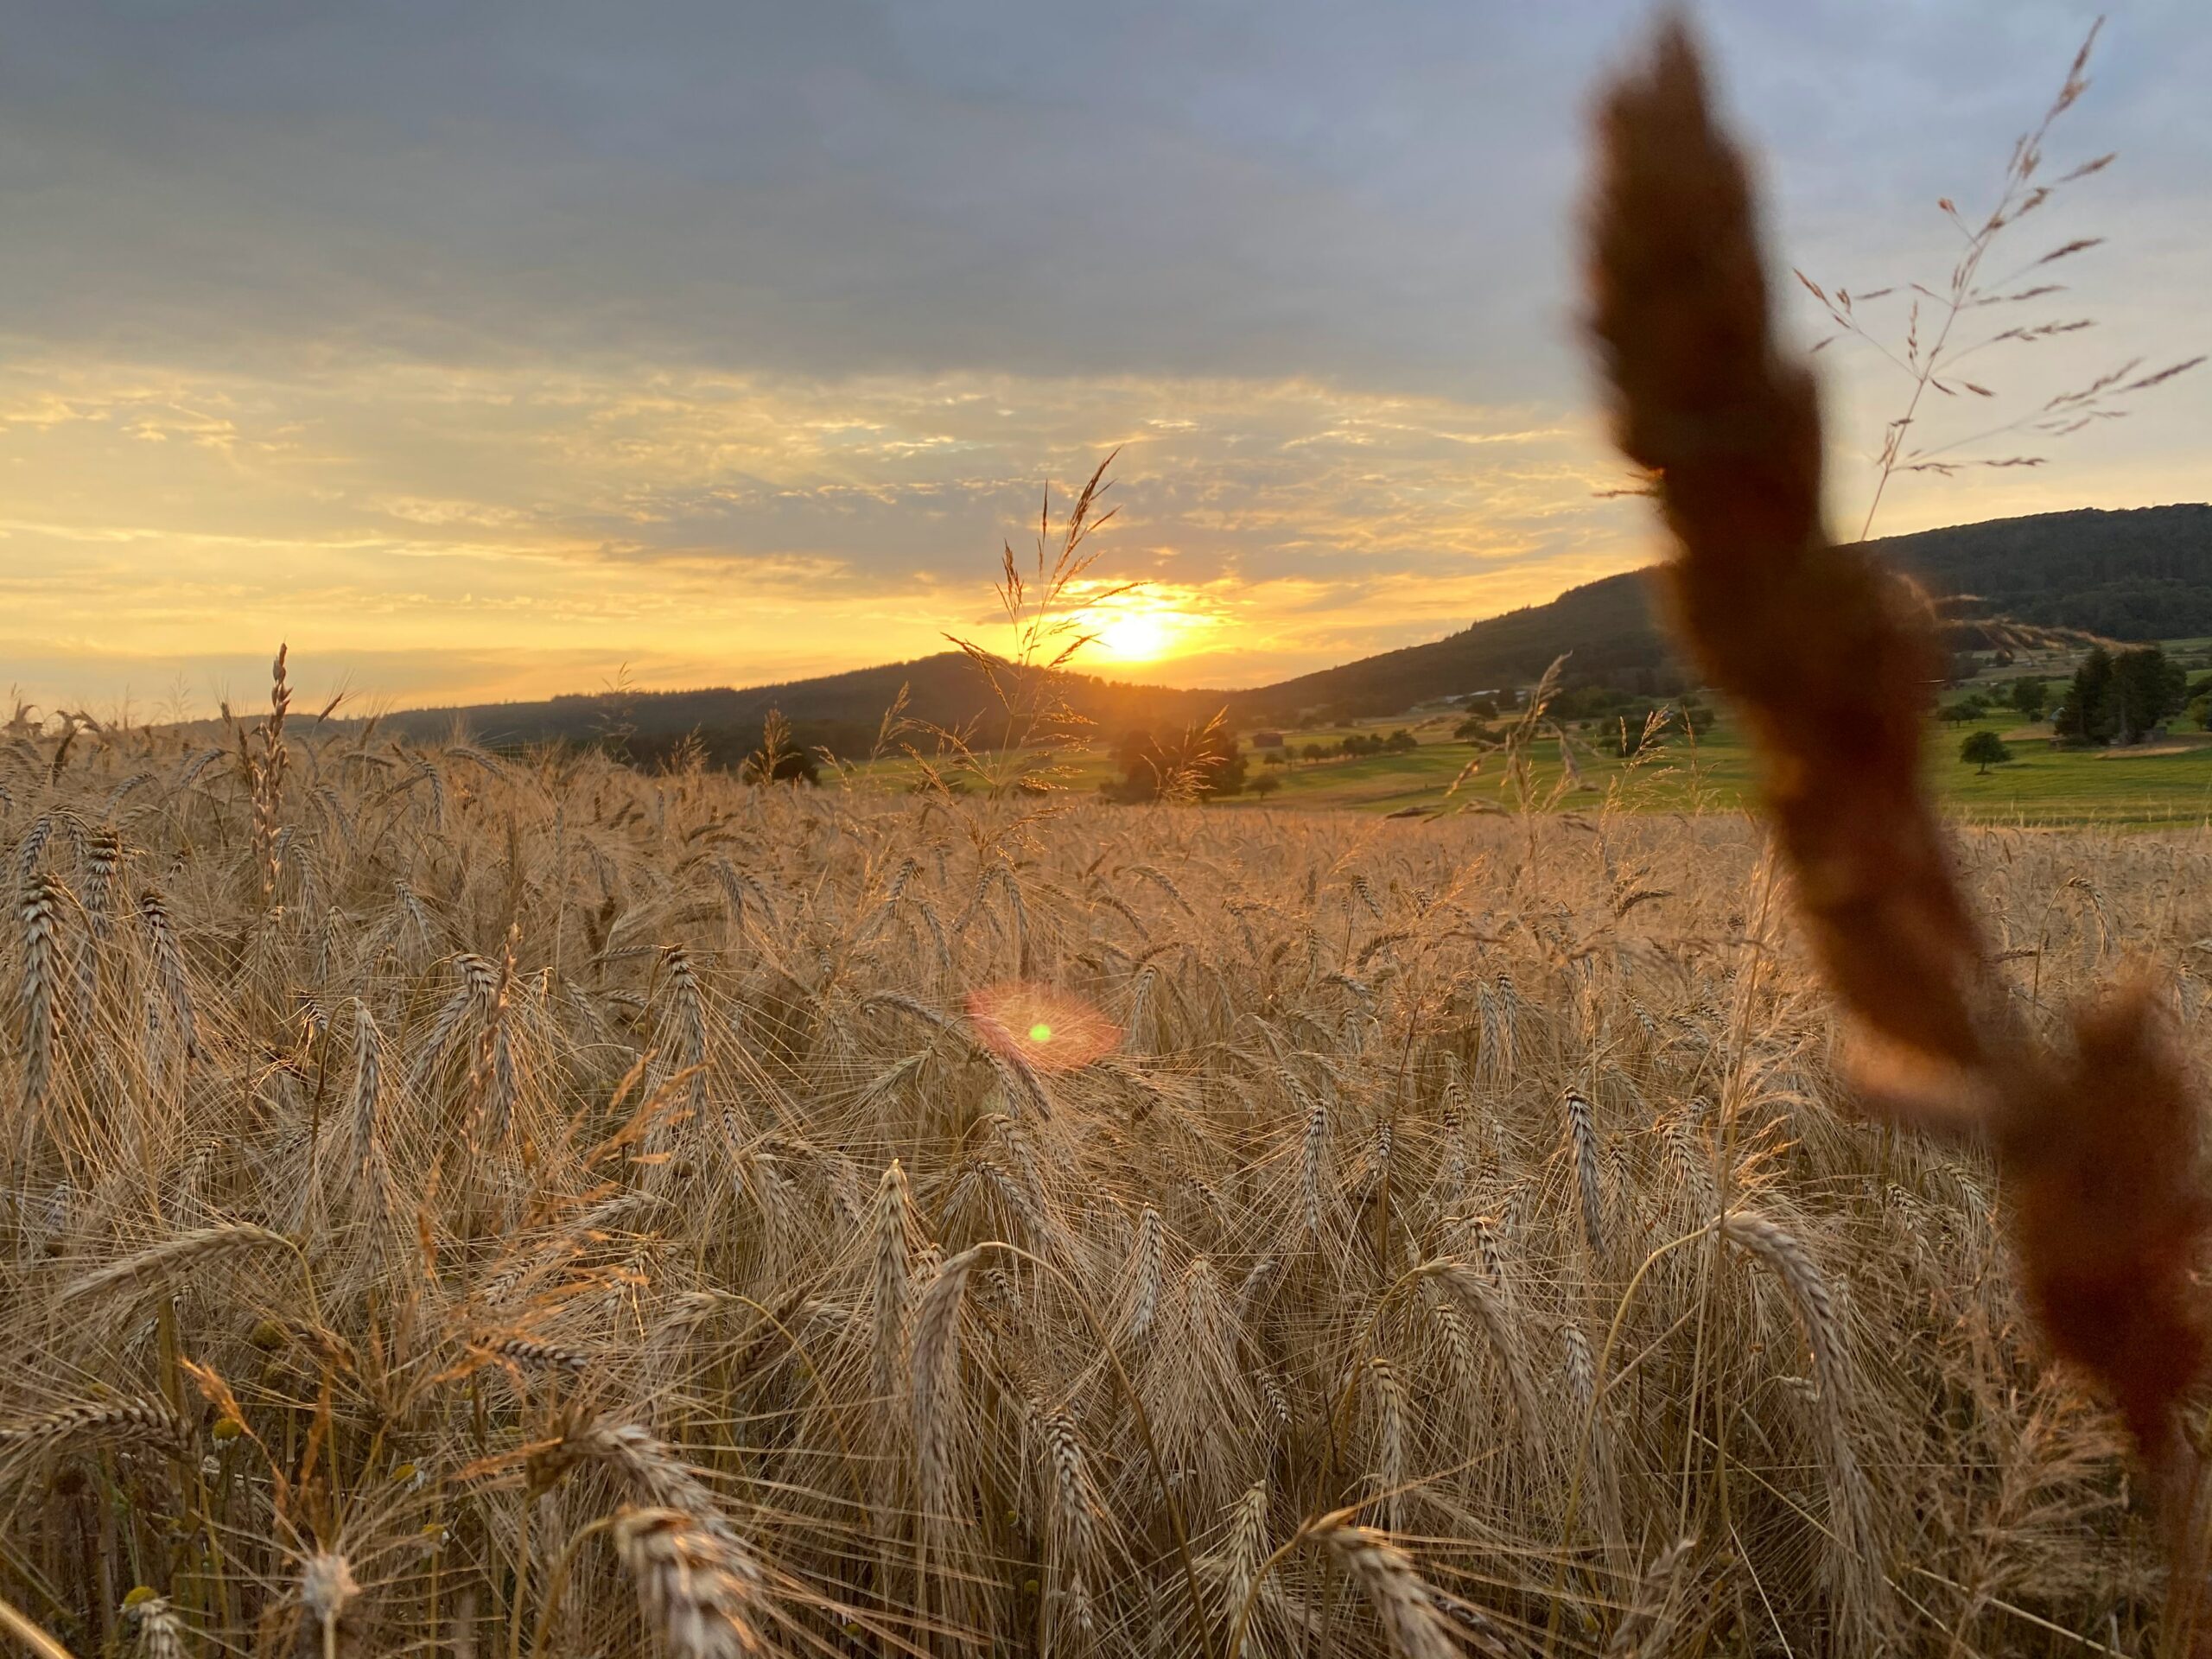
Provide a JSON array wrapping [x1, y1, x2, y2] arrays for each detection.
[[1095, 610, 1173, 662], [1071, 586, 1224, 665]]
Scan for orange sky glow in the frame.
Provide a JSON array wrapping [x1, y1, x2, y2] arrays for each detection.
[[3, 4, 2204, 717], [3, 350, 2198, 716]]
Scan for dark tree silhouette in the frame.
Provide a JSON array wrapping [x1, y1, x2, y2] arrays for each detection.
[[1961, 730, 2011, 774]]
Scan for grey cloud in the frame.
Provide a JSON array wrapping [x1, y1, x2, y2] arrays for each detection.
[[4, 2, 2202, 399]]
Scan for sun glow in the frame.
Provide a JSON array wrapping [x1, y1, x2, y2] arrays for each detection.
[[1074, 588, 1225, 666], [1096, 610, 1173, 662]]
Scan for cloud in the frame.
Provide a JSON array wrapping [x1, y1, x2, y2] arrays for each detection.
[[5, 3, 2203, 391], [0, 351, 1658, 704], [0, 1, 2202, 711]]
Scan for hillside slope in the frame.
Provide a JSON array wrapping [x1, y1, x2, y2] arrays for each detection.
[[391, 653, 1219, 752], [1221, 503, 2212, 721]]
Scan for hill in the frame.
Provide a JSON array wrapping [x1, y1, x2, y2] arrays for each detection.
[[401, 503, 2210, 751], [1222, 565, 1662, 724], [1866, 503, 2212, 639], [389, 653, 1220, 761], [1219, 503, 2212, 722]]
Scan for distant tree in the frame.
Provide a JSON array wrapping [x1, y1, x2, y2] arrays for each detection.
[[1250, 772, 1282, 798], [1262, 748, 1287, 766], [1552, 684, 1625, 722], [1104, 720, 1246, 803], [1300, 741, 1326, 764], [1383, 728, 1418, 753], [1194, 726, 1247, 797], [1456, 716, 1497, 745], [2051, 645, 2113, 744], [2008, 677, 2048, 721], [2054, 644, 2184, 744], [1942, 694, 1988, 725], [1115, 728, 1157, 776], [1460, 696, 1499, 718], [2110, 643, 2187, 740], [1961, 730, 2010, 774]]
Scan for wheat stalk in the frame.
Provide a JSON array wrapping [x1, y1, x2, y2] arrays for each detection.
[[0, 1396, 193, 1461], [299, 1551, 358, 1659], [1311, 1518, 1459, 1659], [910, 1245, 980, 1523], [613, 1507, 765, 1659], [1565, 1089, 1606, 1261], [18, 874, 63, 1116], [123, 1590, 187, 1659], [1590, 18, 2210, 1636], [137, 887, 198, 1060], [60, 1223, 290, 1305]]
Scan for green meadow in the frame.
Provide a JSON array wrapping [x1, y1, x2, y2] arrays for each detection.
[[853, 713, 2212, 829], [846, 635, 2212, 828], [1224, 715, 2212, 829]]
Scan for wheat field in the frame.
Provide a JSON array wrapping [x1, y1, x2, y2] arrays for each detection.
[[3, 700, 2202, 1658]]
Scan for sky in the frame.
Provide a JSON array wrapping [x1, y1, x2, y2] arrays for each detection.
[[2, 1, 2207, 717]]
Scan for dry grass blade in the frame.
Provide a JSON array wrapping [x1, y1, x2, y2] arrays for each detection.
[[1588, 14, 2212, 1643], [0, 1593, 75, 1659], [2004, 987, 2211, 1457], [1586, 18, 1986, 1094]]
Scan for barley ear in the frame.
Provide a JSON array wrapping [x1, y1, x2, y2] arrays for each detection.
[[1586, 16, 1986, 1096], [1311, 1519, 1459, 1659]]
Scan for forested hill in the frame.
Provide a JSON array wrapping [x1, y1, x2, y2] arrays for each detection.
[[1864, 503, 2212, 639], [1215, 502, 2212, 722], [398, 502, 2209, 748]]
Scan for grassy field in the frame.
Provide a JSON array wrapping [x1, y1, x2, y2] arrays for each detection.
[[1230, 714, 2212, 828], [843, 638, 2212, 827], [860, 708, 2212, 828], [4, 710, 2208, 1656]]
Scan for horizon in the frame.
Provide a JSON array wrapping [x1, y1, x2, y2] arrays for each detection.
[[3, 3, 2208, 721], [261, 498, 2212, 725]]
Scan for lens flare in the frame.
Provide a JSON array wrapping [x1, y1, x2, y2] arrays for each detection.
[[964, 982, 1120, 1073]]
